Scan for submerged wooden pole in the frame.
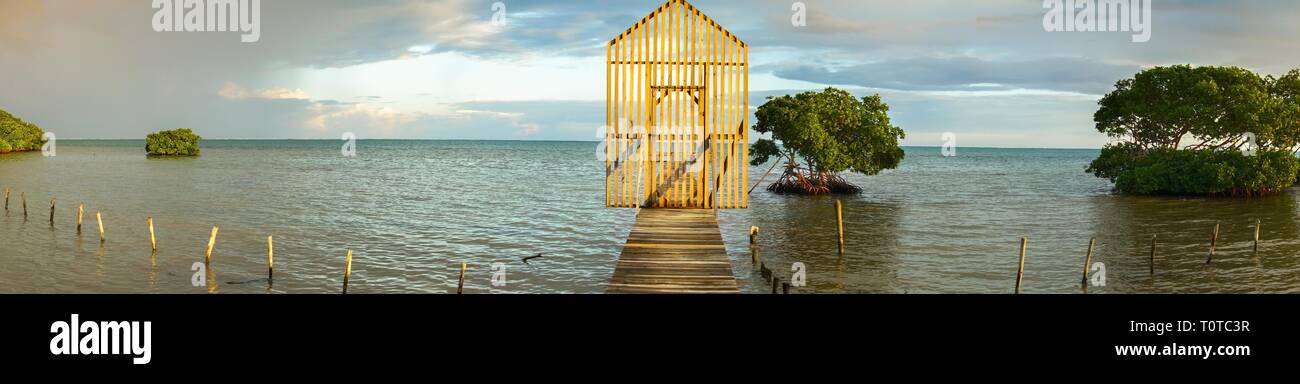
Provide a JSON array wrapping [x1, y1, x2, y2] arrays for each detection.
[[749, 226, 760, 264], [782, 282, 790, 294], [147, 217, 156, 251], [76, 203, 83, 234], [456, 262, 467, 294], [1082, 237, 1095, 288], [267, 235, 274, 282], [48, 197, 55, 225], [1207, 222, 1219, 264], [21, 192, 27, 218], [836, 200, 845, 253], [771, 276, 779, 294], [1015, 237, 1027, 294], [204, 225, 219, 264], [96, 211, 105, 243], [1254, 219, 1261, 254], [3, 187, 8, 211], [342, 249, 352, 294], [1149, 235, 1157, 276]]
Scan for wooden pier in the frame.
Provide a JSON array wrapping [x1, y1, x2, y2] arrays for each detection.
[[608, 209, 739, 294]]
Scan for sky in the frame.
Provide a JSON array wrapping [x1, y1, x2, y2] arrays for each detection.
[[1, 0, 1298, 148]]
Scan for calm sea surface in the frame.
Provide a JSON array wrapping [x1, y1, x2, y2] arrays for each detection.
[[2, 140, 1299, 293]]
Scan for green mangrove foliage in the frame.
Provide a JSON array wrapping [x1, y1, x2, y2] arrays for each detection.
[[145, 128, 202, 156], [751, 87, 906, 194], [0, 108, 47, 154], [1088, 66, 1300, 196]]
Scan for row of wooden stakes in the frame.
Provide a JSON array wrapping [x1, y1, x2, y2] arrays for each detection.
[[3, 187, 472, 294], [1013, 220, 1265, 294], [744, 199, 848, 294]]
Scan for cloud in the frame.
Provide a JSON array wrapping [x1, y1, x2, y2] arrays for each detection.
[[769, 56, 1141, 95], [219, 83, 310, 100]]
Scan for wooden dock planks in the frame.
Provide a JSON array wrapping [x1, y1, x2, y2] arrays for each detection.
[[608, 209, 739, 294]]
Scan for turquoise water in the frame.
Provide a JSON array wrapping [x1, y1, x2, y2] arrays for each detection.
[[2, 141, 1299, 293]]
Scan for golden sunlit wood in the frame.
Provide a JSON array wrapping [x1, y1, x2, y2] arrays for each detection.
[[605, 0, 748, 209]]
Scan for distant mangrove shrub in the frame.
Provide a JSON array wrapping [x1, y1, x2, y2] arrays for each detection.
[[1089, 144, 1299, 196], [1089, 65, 1300, 196], [146, 128, 202, 156], [750, 87, 906, 195], [0, 108, 47, 154]]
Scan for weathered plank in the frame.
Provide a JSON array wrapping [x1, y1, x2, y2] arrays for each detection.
[[608, 209, 739, 294]]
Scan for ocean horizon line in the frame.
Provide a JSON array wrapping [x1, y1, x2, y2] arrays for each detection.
[[50, 138, 1104, 151]]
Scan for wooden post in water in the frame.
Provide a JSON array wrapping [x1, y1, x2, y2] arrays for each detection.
[[3, 188, 8, 211], [342, 249, 352, 294], [96, 211, 105, 243], [1149, 235, 1157, 276], [267, 235, 274, 282], [836, 200, 845, 254], [1082, 237, 1095, 289], [782, 282, 790, 294], [456, 262, 467, 294], [21, 192, 27, 218], [771, 276, 779, 294], [204, 225, 219, 264], [1207, 222, 1219, 264], [76, 203, 83, 234], [1015, 237, 1027, 294], [749, 226, 760, 264], [48, 198, 55, 225], [1254, 219, 1261, 254], [147, 217, 156, 252]]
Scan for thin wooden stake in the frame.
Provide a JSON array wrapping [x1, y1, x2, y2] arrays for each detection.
[[749, 226, 760, 264], [1207, 222, 1219, 264], [457, 262, 467, 294], [76, 203, 83, 234], [204, 225, 219, 264], [48, 197, 55, 225], [1015, 237, 1027, 294], [342, 249, 352, 294], [95, 211, 104, 243], [267, 235, 274, 282], [147, 217, 156, 251], [771, 276, 779, 294], [1149, 235, 1157, 276], [1082, 237, 1095, 288], [2, 187, 8, 211], [836, 199, 845, 253], [782, 282, 790, 294], [21, 192, 27, 218], [1254, 219, 1261, 254]]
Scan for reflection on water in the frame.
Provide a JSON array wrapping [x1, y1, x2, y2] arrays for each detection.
[[3, 142, 1300, 293]]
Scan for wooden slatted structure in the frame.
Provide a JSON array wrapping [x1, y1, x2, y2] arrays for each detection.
[[605, 0, 749, 209], [608, 209, 739, 293]]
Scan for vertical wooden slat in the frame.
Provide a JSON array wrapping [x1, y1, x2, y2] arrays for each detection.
[[605, 42, 612, 207], [743, 42, 750, 208], [681, 1, 691, 205], [689, 8, 699, 206], [721, 34, 730, 208], [667, 1, 676, 206], [731, 35, 741, 208], [618, 32, 627, 207]]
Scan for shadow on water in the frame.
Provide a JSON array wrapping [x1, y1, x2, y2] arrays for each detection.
[[1089, 190, 1300, 293]]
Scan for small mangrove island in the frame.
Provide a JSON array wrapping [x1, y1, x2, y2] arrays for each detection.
[[145, 128, 202, 156], [750, 87, 906, 194], [0, 108, 47, 154], [1087, 65, 1300, 196]]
